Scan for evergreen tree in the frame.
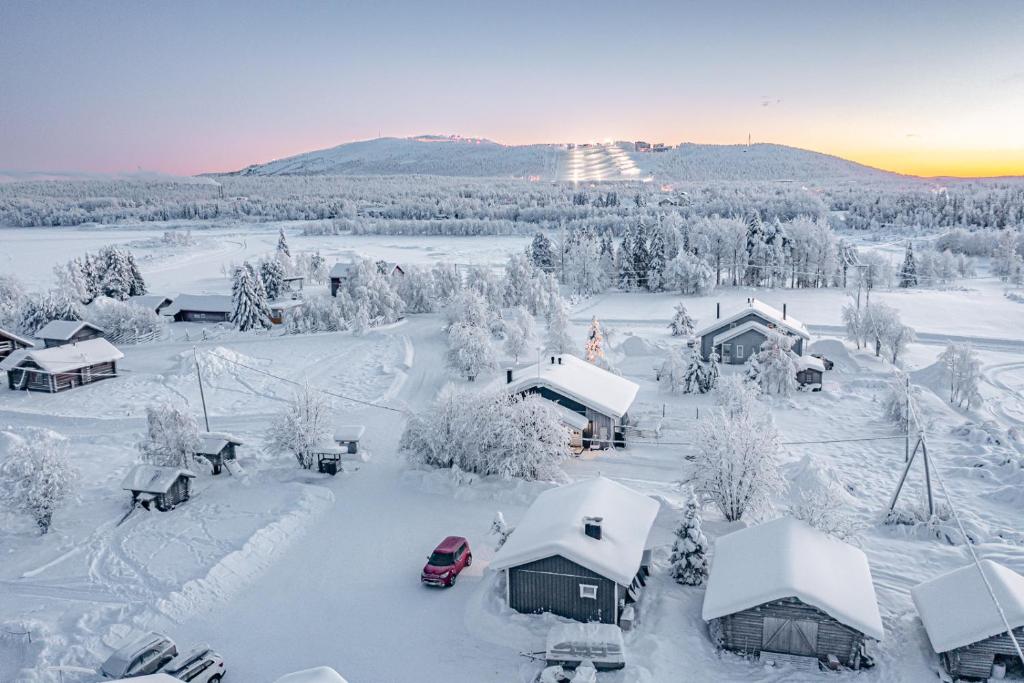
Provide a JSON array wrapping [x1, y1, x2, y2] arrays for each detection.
[[669, 493, 709, 586], [528, 232, 555, 271], [631, 218, 651, 289], [584, 316, 604, 364], [277, 227, 291, 257], [647, 225, 667, 291], [125, 252, 147, 296], [618, 223, 636, 289], [898, 241, 918, 288], [668, 302, 695, 337], [705, 351, 720, 391], [745, 212, 767, 286], [259, 258, 286, 300], [98, 246, 132, 300], [231, 262, 272, 331], [682, 347, 710, 394]]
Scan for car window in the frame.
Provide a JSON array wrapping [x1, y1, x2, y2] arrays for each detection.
[[128, 649, 156, 674], [457, 544, 466, 558]]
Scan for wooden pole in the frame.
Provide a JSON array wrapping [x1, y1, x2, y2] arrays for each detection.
[[921, 439, 934, 516], [194, 346, 210, 432], [905, 375, 911, 463], [888, 436, 922, 513]]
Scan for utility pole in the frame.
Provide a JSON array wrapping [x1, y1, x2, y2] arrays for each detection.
[[905, 374, 911, 463], [194, 346, 210, 432]]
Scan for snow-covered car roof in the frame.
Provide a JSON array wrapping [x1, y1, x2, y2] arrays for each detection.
[[35, 319, 104, 341], [274, 666, 349, 683], [333, 425, 366, 442], [490, 476, 659, 587], [0, 337, 124, 373], [695, 298, 810, 341], [505, 354, 639, 419], [121, 465, 196, 494], [0, 327, 35, 348], [911, 559, 1024, 653], [195, 431, 244, 455], [702, 517, 884, 641], [163, 294, 233, 316]]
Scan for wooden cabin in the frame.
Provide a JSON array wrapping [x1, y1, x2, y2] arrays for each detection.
[[695, 299, 810, 365], [164, 294, 233, 323], [490, 477, 659, 625], [269, 299, 304, 325], [503, 355, 639, 449], [329, 263, 357, 297], [332, 425, 365, 454], [703, 517, 884, 670], [796, 355, 826, 391], [129, 294, 174, 314], [912, 560, 1024, 681], [1, 338, 124, 392], [282, 276, 304, 298], [35, 320, 105, 348], [195, 432, 243, 475], [0, 328, 34, 362], [121, 465, 196, 511]]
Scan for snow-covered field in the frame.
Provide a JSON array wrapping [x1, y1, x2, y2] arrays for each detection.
[[2, 227, 1023, 682]]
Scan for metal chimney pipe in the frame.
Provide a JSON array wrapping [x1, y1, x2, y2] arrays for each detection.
[[783, 303, 787, 320], [506, 369, 513, 384], [716, 302, 720, 319]]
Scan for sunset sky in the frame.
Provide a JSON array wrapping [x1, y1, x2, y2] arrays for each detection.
[[2, 1, 1023, 177]]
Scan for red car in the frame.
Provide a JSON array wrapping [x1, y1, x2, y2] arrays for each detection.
[[421, 536, 472, 587]]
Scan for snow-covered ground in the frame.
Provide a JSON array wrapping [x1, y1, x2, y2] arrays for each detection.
[[2, 229, 1023, 682]]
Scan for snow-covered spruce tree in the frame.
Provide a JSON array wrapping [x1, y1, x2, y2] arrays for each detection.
[[545, 296, 574, 356], [125, 251, 147, 296], [491, 512, 513, 550], [668, 493, 709, 586], [682, 346, 710, 394], [0, 429, 78, 534], [938, 342, 982, 408], [138, 402, 201, 468], [53, 259, 91, 304], [259, 258, 286, 301], [528, 232, 555, 271], [668, 302, 695, 337], [17, 291, 82, 336], [277, 227, 291, 258], [97, 246, 135, 300], [447, 322, 497, 380], [705, 351, 720, 391], [647, 225, 667, 292], [0, 275, 27, 329], [231, 262, 272, 331], [267, 384, 332, 469], [584, 316, 604, 364], [631, 218, 651, 290], [751, 333, 798, 396], [898, 241, 918, 288]]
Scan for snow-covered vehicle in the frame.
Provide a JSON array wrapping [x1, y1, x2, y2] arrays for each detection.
[[100, 632, 178, 678], [544, 623, 625, 671], [159, 644, 226, 682]]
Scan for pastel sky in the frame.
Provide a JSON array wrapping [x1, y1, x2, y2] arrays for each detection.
[[2, 1, 1023, 177]]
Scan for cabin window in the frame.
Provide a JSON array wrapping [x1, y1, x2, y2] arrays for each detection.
[[579, 584, 598, 600], [736, 344, 744, 359], [723, 343, 732, 353]]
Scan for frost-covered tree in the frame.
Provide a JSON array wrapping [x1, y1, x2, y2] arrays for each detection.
[[682, 346, 712, 394], [346, 259, 405, 325], [789, 479, 857, 540], [867, 303, 914, 364], [665, 252, 715, 295], [584, 316, 604, 364], [286, 295, 346, 334], [53, 259, 91, 304], [92, 297, 167, 344], [445, 288, 490, 331], [751, 333, 798, 396], [138, 402, 201, 468], [95, 246, 145, 300], [0, 429, 78, 534], [528, 232, 555, 271], [668, 493, 709, 586], [277, 227, 291, 258], [647, 225, 667, 292], [351, 301, 371, 335], [503, 317, 527, 365], [545, 296, 574, 355], [231, 263, 272, 331], [882, 373, 920, 433], [259, 258, 286, 301], [448, 323, 497, 380], [668, 302, 695, 337], [17, 291, 82, 336], [898, 241, 918, 288], [0, 275, 27, 329], [841, 297, 866, 350], [503, 253, 535, 307], [939, 342, 982, 408], [431, 262, 463, 304], [659, 346, 687, 393], [267, 385, 332, 469], [491, 511, 513, 549], [395, 265, 437, 314]]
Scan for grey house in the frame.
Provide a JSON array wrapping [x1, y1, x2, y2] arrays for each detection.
[[35, 320, 105, 348], [912, 560, 1024, 680], [164, 294, 233, 323], [0, 328, 34, 362], [195, 432, 243, 475], [129, 294, 174, 314], [1, 338, 124, 392], [504, 354, 639, 449], [703, 517, 884, 670], [121, 465, 196, 511], [490, 477, 659, 625], [695, 299, 810, 365]]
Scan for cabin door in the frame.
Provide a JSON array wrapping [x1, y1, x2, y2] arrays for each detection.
[[762, 616, 818, 657]]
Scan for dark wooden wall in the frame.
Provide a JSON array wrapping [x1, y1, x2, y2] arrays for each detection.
[[943, 625, 1024, 679], [508, 555, 620, 625]]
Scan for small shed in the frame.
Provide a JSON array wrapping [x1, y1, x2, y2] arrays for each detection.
[[1, 338, 124, 392], [129, 294, 174, 314], [269, 299, 304, 325], [329, 262, 357, 297], [195, 432, 243, 474], [796, 355, 826, 391], [35, 320, 105, 348], [490, 477, 659, 625], [333, 425, 365, 454], [282, 276, 305, 298], [0, 327, 34, 362], [164, 294, 233, 323], [912, 560, 1024, 680], [121, 465, 196, 511], [702, 517, 884, 670]]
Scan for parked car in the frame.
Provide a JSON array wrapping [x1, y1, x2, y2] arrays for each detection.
[[421, 536, 472, 587], [100, 632, 178, 679], [160, 645, 226, 682], [811, 353, 834, 370]]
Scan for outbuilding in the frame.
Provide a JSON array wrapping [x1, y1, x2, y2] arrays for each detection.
[[0, 327, 34, 362], [129, 294, 174, 314], [35, 320, 105, 348], [164, 294, 233, 323], [490, 477, 659, 625], [269, 299, 304, 325], [333, 425, 365, 454], [796, 355, 826, 390], [194, 432, 243, 475], [121, 465, 196, 511], [1, 338, 124, 392], [696, 299, 810, 365], [912, 560, 1024, 680], [504, 355, 639, 449], [329, 262, 357, 297], [702, 517, 884, 670]]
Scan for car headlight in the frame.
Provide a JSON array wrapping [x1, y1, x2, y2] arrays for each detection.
[[441, 570, 451, 578]]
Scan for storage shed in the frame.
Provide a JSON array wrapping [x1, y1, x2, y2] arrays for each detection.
[[35, 320, 105, 348], [269, 299, 304, 325], [0, 327, 34, 362], [121, 465, 196, 511], [490, 477, 659, 625], [164, 294, 233, 323], [695, 299, 810, 365], [796, 355, 826, 390], [702, 517, 884, 670], [329, 262, 357, 297], [1, 338, 124, 392], [333, 425, 365, 454], [195, 432, 243, 474], [911, 560, 1024, 680]]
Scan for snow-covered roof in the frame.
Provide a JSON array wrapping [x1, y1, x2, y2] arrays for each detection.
[[0, 327, 34, 348], [333, 425, 366, 442], [796, 355, 826, 372], [505, 355, 639, 419], [711, 320, 775, 347], [35, 319, 104, 341], [274, 667, 349, 683], [490, 476, 659, 586], [269, 299, 305, 311], [550, 402, 591, 431], [695, 299, 810, 341], [0, 338, 124, 373], [163, 294, 233, 315], [911, 560, 1024, 653], [128, 294, 173, 311], [329, 262, 357, 278], [195, 431, 243, 455], [121, 465, 196, 494], [702, 517, 884, 641]]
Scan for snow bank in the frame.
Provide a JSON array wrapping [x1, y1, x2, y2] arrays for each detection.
[[274, 666, 349, 683], [173, 346, 261, 380], [617, 334, 661, 358], [807, 338, 859, 373]]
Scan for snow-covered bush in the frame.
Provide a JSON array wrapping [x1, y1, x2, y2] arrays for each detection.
[[447, 322, 497, 380], [788, 480, 857, 540], [750, 333, 798, 396], [267, 385, 333, 469], [138, 402, 201, 468], [938, 342, 982, 408], [666, 252, 715, 295], [91, 297, 167, 344], [231, 262, 272, 331], [0, 429, 78, 534], [286, 296, 347, 334], [667, 302, 695, 337], [491, 511, 513, 549], [669, 493, 709, 586]]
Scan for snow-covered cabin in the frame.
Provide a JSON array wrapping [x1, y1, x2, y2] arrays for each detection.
[[329, 262, 357, 296], [911, 560, 1024, 680], [378, 260, 404, 277], [795, 355, 826, 391], [195, 432, 243, 475], [0, 327, 33, 362], [273, 667, 349, 683], [129, 294, 174, 314], [504, 355, 639, 449], [35, 320, 105, 348], [696, 299, 810, 365], [1, 338, 124, 392], [490, 477, 659, 625], [282, 275, 305, 298], [702, 517, 883, 669], [121, 465, 196, 511], [269, 298, 304, 325], [164, 294, 233, 323]]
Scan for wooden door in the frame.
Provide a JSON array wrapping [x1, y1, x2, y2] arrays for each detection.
[[762, 616, 818, 657]]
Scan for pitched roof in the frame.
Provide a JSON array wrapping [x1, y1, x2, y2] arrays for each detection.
[[695, 298, 810, 341], [35, 320, 104, 341], [128, 294, 173, 311], [329, 262, 357, 278], [121, 465, 196, 494], [911, 560, 1024, 653], [0, 338, 124, 373], [490, 476, 659, 586], [505, 354, 639, 419], [711, 320, 776, 347], [0, 327, 34, 348], [163, 294, 233, 316], [796, 355, 826, 372], [702, 517, 884, 641], [195, 431, 243, 455]]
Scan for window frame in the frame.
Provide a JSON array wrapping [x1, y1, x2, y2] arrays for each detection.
[[579, 583, 599, 600]]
